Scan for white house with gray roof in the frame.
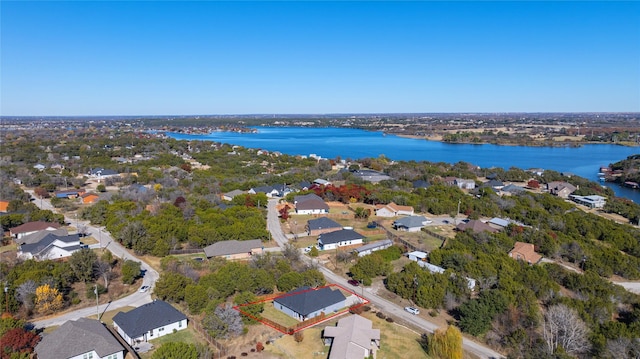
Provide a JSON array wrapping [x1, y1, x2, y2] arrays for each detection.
[[18, 233, 85, 261], [35, 318, 125, 359], [113, 300, 187, 345], [392, 216, 431, 232], [274, 286, 346, 321], [353, 239, 393, 257], [318, 229, 364, 251]]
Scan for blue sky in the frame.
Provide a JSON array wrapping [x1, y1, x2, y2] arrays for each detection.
[[1, 1, 639, 116]]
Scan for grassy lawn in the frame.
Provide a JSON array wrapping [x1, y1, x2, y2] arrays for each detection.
[[140, 327, 202, 359], [260, 302, 301, 328], [265, 325, 329, 358], [86, 306, 135, 325], [0, 243, 17, 254], [359, 311, 432, 359]]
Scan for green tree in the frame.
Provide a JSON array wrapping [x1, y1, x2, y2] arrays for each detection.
[[151, 342, 198, 359], [277, 272, 304, 292], [120, 260, 141, 285], [68, 248, 98, 282], [154, 272, 193, 302], [428, 325, 463, 359]]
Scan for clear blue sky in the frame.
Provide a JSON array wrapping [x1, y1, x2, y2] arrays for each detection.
[[2, 1, 639, 116]]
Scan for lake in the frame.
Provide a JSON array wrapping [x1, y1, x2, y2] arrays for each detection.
[[165, 126, 640, 202]]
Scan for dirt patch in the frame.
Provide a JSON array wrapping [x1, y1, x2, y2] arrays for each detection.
[[220, 324, 283, 358]]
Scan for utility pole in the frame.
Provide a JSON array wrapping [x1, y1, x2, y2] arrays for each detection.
[[4, 284, 8, 314], [95, 284, 100, 321], [456, 199, 461, 225]]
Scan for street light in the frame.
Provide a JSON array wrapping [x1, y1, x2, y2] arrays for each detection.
[[4, 283, 9, 314], [94, 284, 100, 321]]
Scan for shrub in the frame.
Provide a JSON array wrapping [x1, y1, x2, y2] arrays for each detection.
[[363, 305, 372, 311], [349, 306, 364, 314], [386, 317, 394, 323], [294, 331, 304, 343], [256, 342, 264, 352], [376, 312, 386, 319]]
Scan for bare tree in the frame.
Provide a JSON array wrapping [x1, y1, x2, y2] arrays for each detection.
[[15, 280, 37, 311], [542, 304, 590, 356], [203, 304, 244, 339], [93, 260, 113, 288]]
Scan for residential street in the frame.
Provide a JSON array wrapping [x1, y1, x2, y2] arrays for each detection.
[[265, 199, 504, 359], [24, 190, 158, 329]]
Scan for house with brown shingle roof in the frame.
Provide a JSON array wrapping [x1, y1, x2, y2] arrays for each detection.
[[10, 221, 61, 239], [508, 242, 542, 264], [546, 181, 577, 199], [374, 202, 414, 217], [294, 193, 329, 214], [456, 220, 499, 234]]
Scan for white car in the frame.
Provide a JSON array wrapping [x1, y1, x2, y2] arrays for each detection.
[[139, 285, 150, 293], [404, 306, 420, 315]]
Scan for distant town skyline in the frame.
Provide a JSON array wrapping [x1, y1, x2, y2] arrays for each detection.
[[1, 1, 639, 116]]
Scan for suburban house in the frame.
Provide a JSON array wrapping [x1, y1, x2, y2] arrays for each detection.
[[350, 169, 392, 183], [508, 242, 542, 264], [18, 233, 84, 260], [318, 229, 364, 251], [113, 300, 187, 345], [374, 202, 414, 217], [203, 239, 264, 260], [35, 318, 125, 359], [307, 217, 343, 236], [10, 221, 61, 239], [16, 228, 69, 245], [222, 189, 246, 201], [248, 185, 281, 198], [33, 163, 46, 171], [323, 314, 381, 359], [454, 178, 476, 190], [353, 239, 393, 257], [488, 217, 510, 230], [547, 181, 577, 199], [407, 255, 477, 290], [484, 179, 505, 191], [570, 195, 606, 209], [456, 220, 499, 234], [501, 184, 526, 195], [392, 216, 431, 232], [407, 251, 428, 262], [82, 192, 101, 204], [294, 193, 329, 214], [273, 286, 346, 321], [88, 168, 120, 181], [313, 178, 331, 186], [54, 189, 86, 199], [0, 200, 10, 213]]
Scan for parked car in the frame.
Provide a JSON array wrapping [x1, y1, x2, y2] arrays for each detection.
[[347, 279, 360, 286], [404, 306, 420, 315], [139, 285, 150, 293]]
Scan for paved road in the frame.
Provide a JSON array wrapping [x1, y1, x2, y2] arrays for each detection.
[[265, 201, 504, 359], [24, 190, 158, 329]]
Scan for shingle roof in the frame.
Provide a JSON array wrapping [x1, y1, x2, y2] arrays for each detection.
[[10, 221, 60, 234], [35, 318, 124, 359], [456, 220, 498, 233], [324, 314, 380, 359], [393, 216, 428, 229], [274, 286, 346, 317], [318, 229, 363, 245], [203, 239, 263, 258], [294, 193, 329, 211], [20, 233, 80, 256], [113, 300, 187, 339], [307, 217, 342, 231], [509, 242, 542, 264], [354, 239, 393, 254], [18, 228, 68, 245]]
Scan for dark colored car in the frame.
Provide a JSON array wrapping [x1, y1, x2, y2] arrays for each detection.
[[347, 279, 360, 286]]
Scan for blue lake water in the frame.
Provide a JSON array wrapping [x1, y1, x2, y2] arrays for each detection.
[[165, 127, 640, 202]]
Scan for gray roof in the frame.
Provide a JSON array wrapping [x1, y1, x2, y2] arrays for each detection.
[[203, 239, 263, 258], [354, 239, 393, 253], [294, 193, 329, 211], [318, 229, 363, 245], [113, 300, 187, 339], [502, 184, 525, 193], [20, 233, 80, 256], [35, 318, 124, 359], [307, 217, 342, 231], [393, 216, 428, 229], [324, 314, 380, 359], [223, 189, 245, 199], [274, 286, 346, 316], [18, 228, 68, 245]]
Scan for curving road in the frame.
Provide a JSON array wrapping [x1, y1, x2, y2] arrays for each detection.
[[24, 190, 158, 329], [266, 199, 504, 359]]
